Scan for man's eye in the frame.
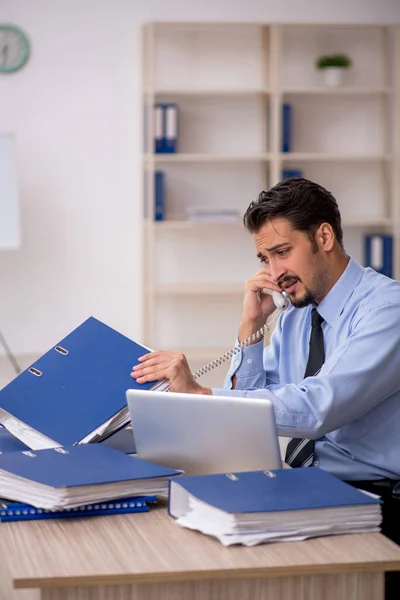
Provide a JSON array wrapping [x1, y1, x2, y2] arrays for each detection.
[[277, 249, 289, 257], [260, 257, 269, 265]]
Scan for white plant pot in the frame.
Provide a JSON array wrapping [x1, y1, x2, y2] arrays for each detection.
[[322, 67, 345, 87]]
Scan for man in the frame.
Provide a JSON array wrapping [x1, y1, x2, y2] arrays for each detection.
[[131, 178, 400, 596]]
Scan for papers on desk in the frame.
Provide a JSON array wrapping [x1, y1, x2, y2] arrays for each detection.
[[0, 444, 182, 510], [168, 467, 382, 546]]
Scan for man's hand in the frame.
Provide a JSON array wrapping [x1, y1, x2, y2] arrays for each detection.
[[131, 350, 212, 395], [238, 268, 281, 343]]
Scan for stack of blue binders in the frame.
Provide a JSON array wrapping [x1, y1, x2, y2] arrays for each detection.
[[0, 317, 179, 522]]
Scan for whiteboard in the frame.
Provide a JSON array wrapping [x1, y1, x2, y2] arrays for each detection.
[[0, 133, 20, 249]]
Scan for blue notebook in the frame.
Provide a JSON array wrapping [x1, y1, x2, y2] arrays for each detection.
[[169, 467, 380, 516], [0, 443, 181, 510], [0, 495, 157, 522], [0, 317, 168, 449]]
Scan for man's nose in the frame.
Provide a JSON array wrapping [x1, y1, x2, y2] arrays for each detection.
[[269, 260, 286, 285]]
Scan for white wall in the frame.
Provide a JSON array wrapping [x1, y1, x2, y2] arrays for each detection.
[[0, 0, 399, 356]]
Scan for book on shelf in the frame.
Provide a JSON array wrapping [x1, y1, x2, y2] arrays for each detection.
[[0, 443, 182, 510], [154, 170, 166, 221], [0, 316, 168, 450], [282, 104, 292, 152], [0, 494, 157, 522], [168, 467, 382, 546], [364, 234, 393, 278], [282, 169, 302, 180], [154, 103, 178, 153]]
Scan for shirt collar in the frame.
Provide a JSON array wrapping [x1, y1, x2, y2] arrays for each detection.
[[316, 256, 364, 327]]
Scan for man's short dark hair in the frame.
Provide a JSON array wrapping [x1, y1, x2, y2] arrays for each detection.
[[243, 177, 344, 250]]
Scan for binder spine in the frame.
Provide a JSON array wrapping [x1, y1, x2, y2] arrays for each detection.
[[154, 104, 165, 153], [154, 171, 165, 221], [164, 103, 178, 153], [282, 104, 292, 153], [364, 234, 393, 278]]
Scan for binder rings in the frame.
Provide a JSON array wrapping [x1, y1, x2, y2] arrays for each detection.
[[169, 467, 382, 546], [0, 495, 157, 522], [0, 443, 182, 510], [0, 316, 168, 449]]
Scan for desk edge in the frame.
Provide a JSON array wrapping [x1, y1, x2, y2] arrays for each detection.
[[13, 560, 400, 590]]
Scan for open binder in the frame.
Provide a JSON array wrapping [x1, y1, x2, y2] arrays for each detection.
[[0, 317, 168, 450]]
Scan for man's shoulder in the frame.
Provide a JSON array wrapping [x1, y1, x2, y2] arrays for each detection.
[[358, 267, 400, 306]]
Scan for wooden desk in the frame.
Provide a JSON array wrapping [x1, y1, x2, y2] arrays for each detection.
[[1, 504, 400, 600]]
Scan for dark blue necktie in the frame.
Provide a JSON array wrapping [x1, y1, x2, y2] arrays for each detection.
[[285, 308, 325, 468]]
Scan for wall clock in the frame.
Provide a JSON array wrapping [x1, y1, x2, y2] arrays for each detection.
[[0, 24, 30, 74]]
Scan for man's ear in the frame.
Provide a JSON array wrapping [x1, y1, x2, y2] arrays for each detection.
[[316, 223, 335, 252]]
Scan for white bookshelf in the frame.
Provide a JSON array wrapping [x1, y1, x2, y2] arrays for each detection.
[[141, 22, 400, 389]]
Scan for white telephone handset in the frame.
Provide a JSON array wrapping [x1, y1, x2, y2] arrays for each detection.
[[193, 290, 288, 379]]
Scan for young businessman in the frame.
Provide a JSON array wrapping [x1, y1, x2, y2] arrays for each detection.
[[131, 178, 400, 595]]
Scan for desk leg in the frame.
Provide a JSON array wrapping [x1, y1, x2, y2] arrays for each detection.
[[40, 571, 384, 600]]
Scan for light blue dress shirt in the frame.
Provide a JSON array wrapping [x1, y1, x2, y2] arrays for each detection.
[[212, 257, 400, 481]]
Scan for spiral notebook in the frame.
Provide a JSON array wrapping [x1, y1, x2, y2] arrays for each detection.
[[0, 495, 157, 522]]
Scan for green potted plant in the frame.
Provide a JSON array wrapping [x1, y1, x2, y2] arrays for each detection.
[[315, 53, 352, 87]]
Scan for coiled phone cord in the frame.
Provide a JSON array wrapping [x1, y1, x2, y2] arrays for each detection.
[[192, 306, 284, 380]]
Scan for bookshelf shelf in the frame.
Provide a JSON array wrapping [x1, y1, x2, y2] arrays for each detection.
[[150, 219, 392, 232], [146, 89, 270, 97], [282, 87, 394, 95], [148, 153, 272, 163], [142, 21, 400, 389], [149, 284, 244, 296], [280, 153, 392, 162]]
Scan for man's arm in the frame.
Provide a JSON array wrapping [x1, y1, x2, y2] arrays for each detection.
[[213, 303, 400, 439]]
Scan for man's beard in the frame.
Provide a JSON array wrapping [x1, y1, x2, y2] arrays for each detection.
[[278, 275, 318, 309], [289, 288, 316, 309]]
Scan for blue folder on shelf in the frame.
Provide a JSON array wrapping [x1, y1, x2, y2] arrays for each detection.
[[154, 170, 165, 221], [154, 103, 165, 153], [282, 103, 292, 152], [0, 495, 157, 522], [364, 234, 393, 278], [0, 317, 168, 450], [0, 443, 182, 510]]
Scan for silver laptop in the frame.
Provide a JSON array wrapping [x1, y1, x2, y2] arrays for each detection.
[[126, 389, 282, 476]]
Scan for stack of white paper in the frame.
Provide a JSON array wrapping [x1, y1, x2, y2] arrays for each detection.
[[168, 468, 382, 546]]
